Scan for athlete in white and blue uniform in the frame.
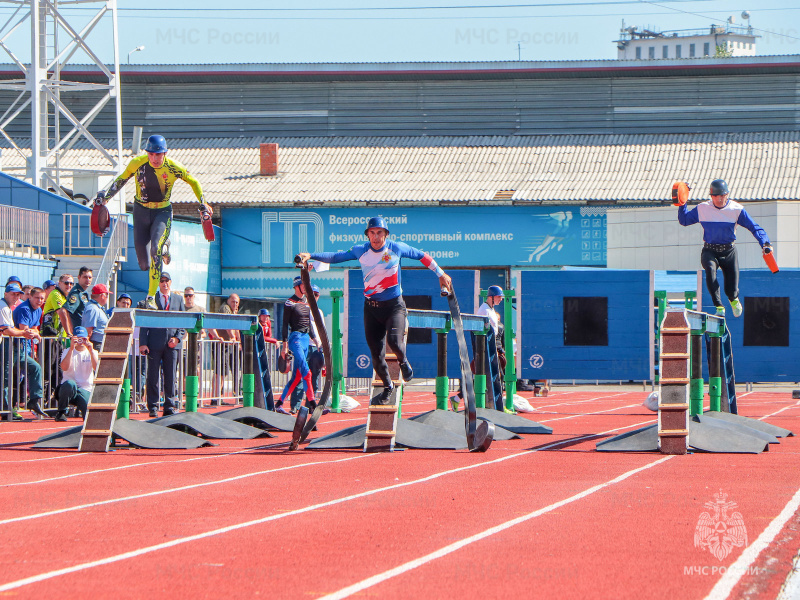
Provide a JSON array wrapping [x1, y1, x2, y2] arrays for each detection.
[[678, 179, 772, 317], [299, 217, 452, 402]]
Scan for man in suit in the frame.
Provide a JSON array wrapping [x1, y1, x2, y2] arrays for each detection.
[[138, 272, 186, 417]]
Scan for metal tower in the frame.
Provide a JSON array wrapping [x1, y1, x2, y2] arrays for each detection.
[[0, 0, 123, 197]]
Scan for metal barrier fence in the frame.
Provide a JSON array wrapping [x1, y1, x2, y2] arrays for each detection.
[[1, 333, 372, 420], [0, 204, 49, 256], [1, 336, 65, 420], [95, 213, 129, 287]]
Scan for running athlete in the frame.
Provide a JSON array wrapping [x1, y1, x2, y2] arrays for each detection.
[[276, 276, 321, 414], [298, 216, 452, 403], [96, 135, 212, 308], [678, 178, 772, 317]]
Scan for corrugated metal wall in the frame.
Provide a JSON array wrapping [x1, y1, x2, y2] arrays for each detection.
[[1, 73, 798, 139]]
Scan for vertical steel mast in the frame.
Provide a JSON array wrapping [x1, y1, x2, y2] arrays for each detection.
[[0, 0, 123, 198]]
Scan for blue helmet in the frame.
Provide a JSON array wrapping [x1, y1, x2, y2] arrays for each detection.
[[311, 284, 320, 294], [145, 134, 167, 153], [364, 216, 389, 236], [292, 276, 303, 288], [709, 179, 729, 196], [487, 285, 503, 297]]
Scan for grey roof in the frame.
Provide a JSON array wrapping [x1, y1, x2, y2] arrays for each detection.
[[2, 55, 799, 83], [2, 132, 799, 204]]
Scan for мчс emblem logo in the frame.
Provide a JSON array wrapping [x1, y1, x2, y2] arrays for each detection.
[[694, 490, 748, 561]]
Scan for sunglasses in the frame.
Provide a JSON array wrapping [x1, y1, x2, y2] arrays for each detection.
[[62, 280, 74, 285], [184, 293, 194, 297]]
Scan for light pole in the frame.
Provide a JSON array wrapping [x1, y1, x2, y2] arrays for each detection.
[[127, 45, 145, 64]]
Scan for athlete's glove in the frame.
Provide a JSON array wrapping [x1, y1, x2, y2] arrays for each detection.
[[672, 181, 690, 207]]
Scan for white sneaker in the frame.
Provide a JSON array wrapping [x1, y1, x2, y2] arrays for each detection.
[[145, 296, 157, 310], [730, 298, 743, 318], [715, 306, 726, 316]]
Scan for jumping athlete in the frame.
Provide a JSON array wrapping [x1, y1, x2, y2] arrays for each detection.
[[96, 135, 212, 308], [678, 178, 772, 317], [276, 276, 321, 414], [298, 216, 452, 403]]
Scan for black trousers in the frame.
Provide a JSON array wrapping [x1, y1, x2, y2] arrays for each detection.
[[364, 296, 407, 388], [146, 346, 179, 412], [701, 245, 739, 307]]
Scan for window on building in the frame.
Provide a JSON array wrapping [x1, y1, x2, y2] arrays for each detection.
[[648, 46, 655, 59], [636, 46, 642, 59], [689, 43, 695, 57], [704, 42, 710, 56], [676, 45, 682, 58], [663, 45, 669, 58]]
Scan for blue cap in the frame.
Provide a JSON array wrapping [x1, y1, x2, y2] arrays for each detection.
[[311, 284, 320, 294], [73, 326, 88, 337], [43, 280, 56, 288], [258, 308, 269, 316], [6, 276, 21, 284], [5, 283, 22, 293], [117, 293, 131, 300]]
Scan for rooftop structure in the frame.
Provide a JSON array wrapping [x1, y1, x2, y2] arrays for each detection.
[[616, 15, 758, 60]]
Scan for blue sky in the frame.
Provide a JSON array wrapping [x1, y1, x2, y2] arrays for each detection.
[[0, 1, 798, 64]]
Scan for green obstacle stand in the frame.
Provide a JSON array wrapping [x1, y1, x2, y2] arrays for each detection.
[[330, 291, 344, 413], [117, 378, 131, 419]]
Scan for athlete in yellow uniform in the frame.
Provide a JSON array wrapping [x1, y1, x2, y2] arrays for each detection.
[[98, 135, 212, 307]]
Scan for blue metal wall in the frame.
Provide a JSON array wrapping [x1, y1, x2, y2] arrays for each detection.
[[345, 269, 478, 379], [519, 269, 653, 381], [702, 269, 800, 382]]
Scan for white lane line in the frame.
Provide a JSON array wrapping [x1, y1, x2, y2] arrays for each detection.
[[538, 403, 644, 423], [0, 426, 73, 435], [705, 484, 800, 600], [0, 420, 657, 592], [1, 441, 286, 487], [0, 454, 84, 465], [0, 454, 374, 526], [319, 455, 674, 600]]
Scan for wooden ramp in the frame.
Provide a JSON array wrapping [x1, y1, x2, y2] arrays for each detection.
[[78, 310, 135, 452], [364, 352, 403, 453]]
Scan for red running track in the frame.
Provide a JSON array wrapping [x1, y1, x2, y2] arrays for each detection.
[[1, 389, 799, 599]]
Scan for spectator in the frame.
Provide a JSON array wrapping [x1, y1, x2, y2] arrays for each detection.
[[183, 287, 203, 313], [11, 285, 47, 417], [56, 326, 98, 421], [139, 272, 186, 417], [116, 293, 132, 309], [42, 280, 57, 300], [213, 294, 240, 404], [42, 274, 74, 339], [65, 267, 93, 330], [82, 284, 110, 350], [5, 276, 21, 286], [1, 283, 27, 419]]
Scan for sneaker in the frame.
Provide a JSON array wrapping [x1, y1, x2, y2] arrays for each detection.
[[399, 361, 413, 383], [371, 386, 395, 406], [161, 240, 171, 265], [145, 296, 157, 310], [275, 400, 290, 415], [306, 400, 317, 413], [715, 306, 726, 316], [449, 394, 460, 411], [148, 409, 158, 418], [55, 412, 68, 422], [11, 411, 22, 421], [730, 298, 743, 318]]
